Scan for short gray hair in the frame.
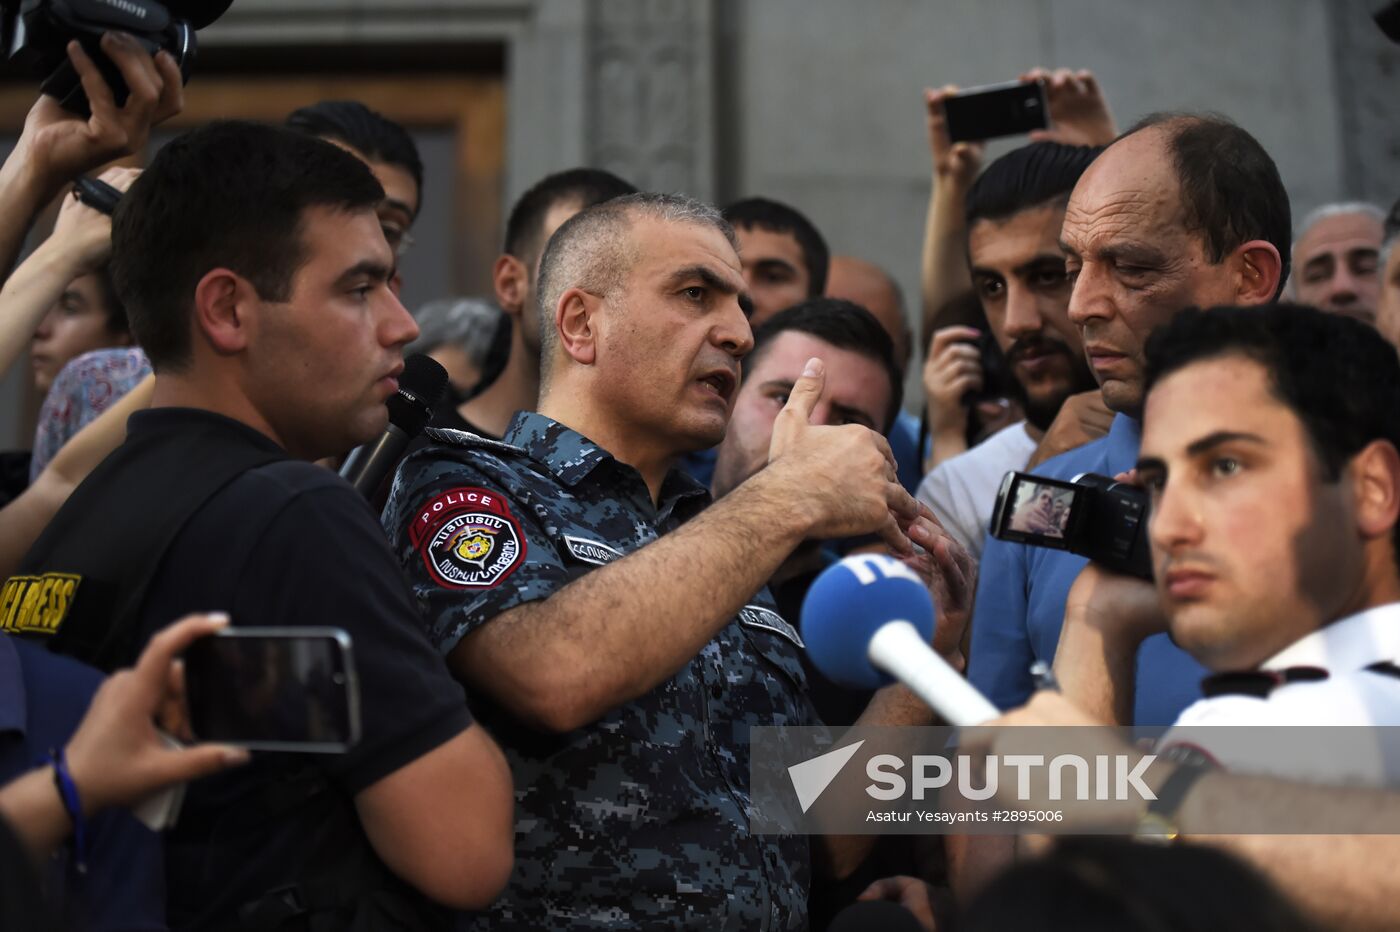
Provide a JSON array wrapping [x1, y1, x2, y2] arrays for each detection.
[[533, 192, 737, 388], [406, 297, 504, 367], [1293, 201, 1387, 254]]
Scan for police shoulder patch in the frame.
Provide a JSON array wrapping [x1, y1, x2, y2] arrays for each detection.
[[409, 487, 526, 589]]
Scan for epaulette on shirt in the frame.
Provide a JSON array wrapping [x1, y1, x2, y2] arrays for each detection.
[[423, 427, 526, 458], [1201, 662, 1400, 699]]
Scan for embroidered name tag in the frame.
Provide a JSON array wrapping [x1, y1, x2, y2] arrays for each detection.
[[562, 535, 624, 566], [738, 604, 804, 649]]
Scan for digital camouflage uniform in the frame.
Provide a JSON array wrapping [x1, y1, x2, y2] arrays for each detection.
[[383, 411, 816, 930]]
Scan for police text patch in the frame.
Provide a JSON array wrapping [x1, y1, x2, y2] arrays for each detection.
[[410, 487, 526, 589]]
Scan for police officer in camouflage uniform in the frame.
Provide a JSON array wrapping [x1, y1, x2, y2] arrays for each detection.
[[384, 193, 950, 929]]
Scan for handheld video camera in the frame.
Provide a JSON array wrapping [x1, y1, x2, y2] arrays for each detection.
[[1, 0, 234, 116], [990, 470, 1153, 579]]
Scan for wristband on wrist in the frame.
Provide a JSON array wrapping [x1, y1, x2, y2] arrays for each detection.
[[48, 746, 88, 873]]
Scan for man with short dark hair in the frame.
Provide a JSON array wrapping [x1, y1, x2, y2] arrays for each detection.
[[453, 168, 636, 438], [287, 100, 424, 258], [918, 141, 1101, 558], [993, 304, 1400, 833], [723, 196, 830, 325], [1138, 305, 1400, 736], [969, 112, 1290, 726], [7, 121, 513, 929], [384, 193, 961, 929]]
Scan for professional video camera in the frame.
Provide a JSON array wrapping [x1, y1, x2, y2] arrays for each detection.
[[1, 0, 234, 115], [990, 470, 1153, 579]]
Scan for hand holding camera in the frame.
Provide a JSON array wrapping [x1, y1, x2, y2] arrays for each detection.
[[47, 164, 139, 274], [1020, 67, 1118, 147], [62, 613, 250, 817], [990, 470, 1152, 579], [0, 32, 179, 211], [923, 85, 984, 187], [923, 325, 984, 447]]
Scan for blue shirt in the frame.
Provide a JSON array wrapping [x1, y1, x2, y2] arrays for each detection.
[[967, 414, 1207, 725], [0, 634, 166, 931], [887, 410, 925, 495]]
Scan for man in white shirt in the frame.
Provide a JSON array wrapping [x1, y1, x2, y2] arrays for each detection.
[[968, 304, 1400, 918], [1016, 303, 1400, 742], [917, 142, 1100, 557]]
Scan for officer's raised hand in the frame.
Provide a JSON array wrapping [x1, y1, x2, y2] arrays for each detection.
[[766, 356, 918, 554]]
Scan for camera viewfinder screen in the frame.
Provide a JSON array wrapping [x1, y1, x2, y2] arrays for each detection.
[[1006, 478, 1075, 540]]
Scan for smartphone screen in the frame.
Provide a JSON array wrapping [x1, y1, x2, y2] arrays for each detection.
[[943, 79, 1049, 143], [183, 627, 361, 753], [990, 471, 1079, 548]]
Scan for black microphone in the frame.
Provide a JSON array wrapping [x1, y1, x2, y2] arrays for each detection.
[[340, 354, 448, 499]]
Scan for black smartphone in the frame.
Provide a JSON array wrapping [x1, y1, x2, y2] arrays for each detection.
[[943, 79, 1049, 143], [183, 627, 361, 753]]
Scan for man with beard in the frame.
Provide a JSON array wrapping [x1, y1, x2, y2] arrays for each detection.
[[917, 142, 1100, 558]]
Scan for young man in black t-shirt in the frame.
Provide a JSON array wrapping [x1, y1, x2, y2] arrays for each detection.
[[10, 122, 513, 929]]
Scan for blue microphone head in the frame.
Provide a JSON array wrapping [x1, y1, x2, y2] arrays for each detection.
[[801, 554, 935, 690]]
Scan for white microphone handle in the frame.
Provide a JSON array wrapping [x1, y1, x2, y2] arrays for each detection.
[[868, 620, 1001, 726]]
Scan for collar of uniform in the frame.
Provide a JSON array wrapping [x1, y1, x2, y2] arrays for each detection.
[[0, 634, 26, 737], [128, 407, 287, 454], [504, 411, 710, 513], [1260, 602, 1400, 673], [504, 411, 616, 487]]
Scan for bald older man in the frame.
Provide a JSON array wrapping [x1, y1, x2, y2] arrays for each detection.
[[827, 254, 925, 491], [969, 113, 1291, 726]]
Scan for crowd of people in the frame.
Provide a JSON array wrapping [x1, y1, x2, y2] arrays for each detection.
[[0, 25, 1398, 932]]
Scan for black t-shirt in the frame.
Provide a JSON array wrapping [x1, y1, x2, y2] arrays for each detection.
[[124, 410, 472, 929]]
